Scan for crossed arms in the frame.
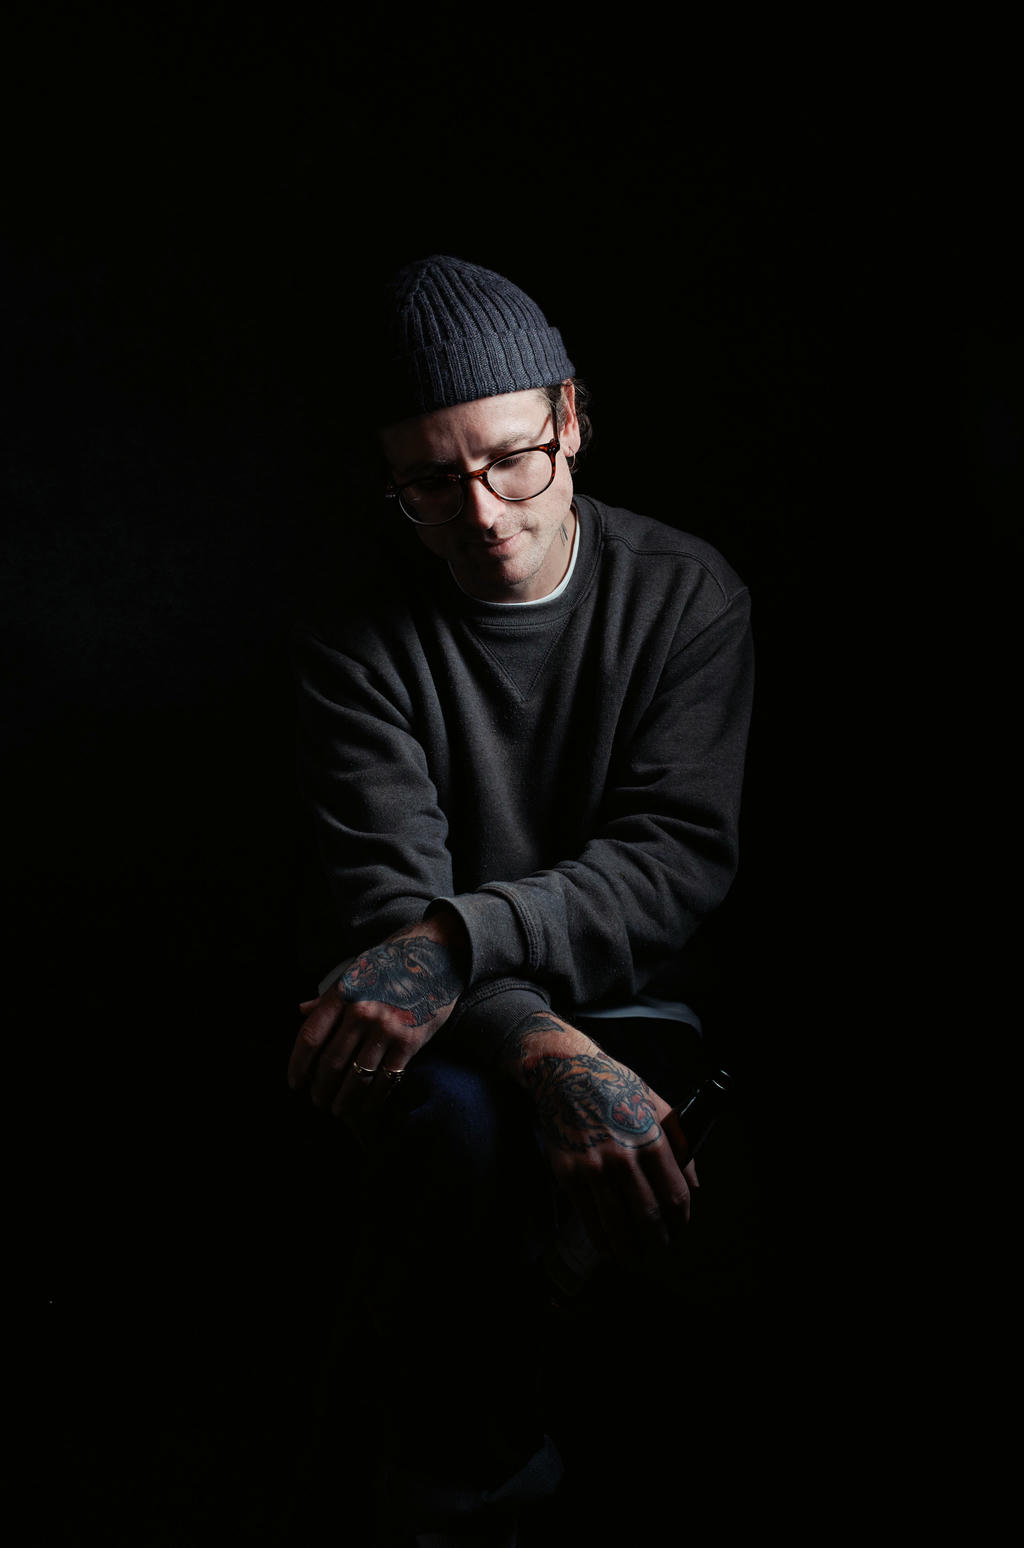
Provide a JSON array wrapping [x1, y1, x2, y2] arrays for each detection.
[[288, 907, 699, 1263], [290, 543, 752, 1260]]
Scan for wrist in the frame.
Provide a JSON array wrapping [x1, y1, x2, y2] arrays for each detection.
[[499, 1010, 598, 1084], [416, 904, 470, 977]]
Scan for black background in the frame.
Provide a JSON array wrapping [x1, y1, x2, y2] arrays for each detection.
[[4, 9, 1016, 1543]]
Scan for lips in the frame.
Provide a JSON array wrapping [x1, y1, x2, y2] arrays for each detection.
[[471, 530, 522, 557]]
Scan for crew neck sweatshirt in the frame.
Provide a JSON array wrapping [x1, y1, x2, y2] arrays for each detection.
[[297, 493, 754, 1061]]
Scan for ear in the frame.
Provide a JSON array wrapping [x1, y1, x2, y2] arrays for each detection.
[[558, 380, 582, 458]]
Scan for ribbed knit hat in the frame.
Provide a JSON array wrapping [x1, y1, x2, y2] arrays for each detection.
[[374, 255, 575, 426]]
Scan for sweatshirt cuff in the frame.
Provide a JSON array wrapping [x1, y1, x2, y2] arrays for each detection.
[[427, 889, 531, 985], [444, 978, 552, 1064]]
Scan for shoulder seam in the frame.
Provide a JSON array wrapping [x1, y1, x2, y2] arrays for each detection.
[[603, 530, 738, 608]]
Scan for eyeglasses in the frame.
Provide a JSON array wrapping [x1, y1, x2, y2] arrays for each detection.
[[385, 423, 561, 526]]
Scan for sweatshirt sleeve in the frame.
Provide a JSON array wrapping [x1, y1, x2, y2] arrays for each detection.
[[297, 622, 551, 1063], [295, 624, 457, 952], [433, 586, 754, 1015]]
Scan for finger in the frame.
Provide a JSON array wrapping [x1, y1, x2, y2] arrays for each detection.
[[661, 1108, 703, 1187], [309, 1019, 372, 1112], [614, 1166, 672, 1258], [324, 1023, 404, 1117], [328, 1045, 385, 1117], [591, 1179, 636, 1265], [642, 1141, 693, 1226], [561, 1182, 606, 1268], [315, 998, 403, 1114], [288, 991, 347, 1090], [361, 1056, 408, 1116], [547, 1197, 603, 1300]]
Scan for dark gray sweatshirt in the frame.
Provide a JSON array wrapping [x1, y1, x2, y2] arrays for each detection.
[[296, 493, 754, 1060]]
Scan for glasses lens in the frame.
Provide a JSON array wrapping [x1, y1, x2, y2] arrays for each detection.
[[399, 477, 461, 525], [488, 449, 555, 502]]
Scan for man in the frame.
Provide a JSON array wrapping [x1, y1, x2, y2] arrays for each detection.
[[288, 255, 754, 1545]]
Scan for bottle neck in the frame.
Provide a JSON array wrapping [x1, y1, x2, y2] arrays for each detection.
[[675, 1069, 732, 1163]]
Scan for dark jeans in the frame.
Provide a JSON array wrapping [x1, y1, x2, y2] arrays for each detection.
[[317, 1017, 707, 1534]]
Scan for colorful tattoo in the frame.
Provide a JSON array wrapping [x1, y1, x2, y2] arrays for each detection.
[[339, 936, 463, 1027], [510, 1012, 661, 1153]]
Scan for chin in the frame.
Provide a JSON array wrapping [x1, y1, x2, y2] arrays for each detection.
[[464, 563, 534, 601]]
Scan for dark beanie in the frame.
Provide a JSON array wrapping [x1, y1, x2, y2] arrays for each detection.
[[374, 255, 575, 426]]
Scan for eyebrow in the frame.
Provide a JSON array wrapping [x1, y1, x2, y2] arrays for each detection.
[[393, 421, 550, 481]]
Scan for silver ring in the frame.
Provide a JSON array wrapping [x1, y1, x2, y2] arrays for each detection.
[[351, 1060, 376, 1078], [382, 1066, 404, 1082]]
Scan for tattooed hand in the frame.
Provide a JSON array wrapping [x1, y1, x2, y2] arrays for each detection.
[[288, 909, 468, 1119], [502, 1011, 698, 1265]]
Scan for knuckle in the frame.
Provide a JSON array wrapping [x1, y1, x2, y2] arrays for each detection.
[[349, 1001, 386, 1033], [581, 1158, 611, 1189]]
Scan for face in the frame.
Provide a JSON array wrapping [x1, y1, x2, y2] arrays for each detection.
[[380, 385, 581, 604]]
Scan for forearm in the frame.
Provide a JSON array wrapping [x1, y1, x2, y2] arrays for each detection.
[[296, 626, 458, 957], [437, 829, 730, 1012]]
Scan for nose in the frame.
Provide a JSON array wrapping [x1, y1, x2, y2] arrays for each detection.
[[459, 473, 503, 529]]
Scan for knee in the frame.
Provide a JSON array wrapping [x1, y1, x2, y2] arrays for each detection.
[[388, 1053, 507, 1179]]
